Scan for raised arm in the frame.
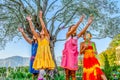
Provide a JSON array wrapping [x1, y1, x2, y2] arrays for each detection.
[[18, 27, 32, 44], [66, 15, 85, 38], [39, 11, 49, 38], [75, 15, 85, 28], [80, 42, 86, 54], [77, 16, 93, 38], [26, 16, 39, 39]]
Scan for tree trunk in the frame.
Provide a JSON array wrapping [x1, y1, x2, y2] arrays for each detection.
[[50, 39, 57, 68]]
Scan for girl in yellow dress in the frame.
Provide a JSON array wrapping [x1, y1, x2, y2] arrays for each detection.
[[26, 11, 55, 80]]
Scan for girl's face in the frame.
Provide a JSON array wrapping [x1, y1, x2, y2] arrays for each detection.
[[83, 33, 91, 40], [69, 25, 76, 34], [33, 32, 40, 40], [40, 29, 45, 35]]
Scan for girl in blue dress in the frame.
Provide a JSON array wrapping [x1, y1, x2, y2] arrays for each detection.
[[18, 27, 39, 80]]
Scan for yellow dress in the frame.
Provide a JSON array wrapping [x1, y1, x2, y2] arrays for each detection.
[[33, 38, 55, 70]]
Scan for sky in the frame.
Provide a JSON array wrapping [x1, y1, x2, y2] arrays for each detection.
[[0, 0, 119, 59]]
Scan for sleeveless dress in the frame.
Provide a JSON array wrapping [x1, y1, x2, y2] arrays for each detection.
[[33, 38, 55, 70], [29, 42, 39, 73], [83, 44, 104, 80], [61, 36, 79, 70]]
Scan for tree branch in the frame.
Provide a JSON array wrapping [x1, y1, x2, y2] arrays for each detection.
[[54, 0, 72, 17], [1, 4, 18, 12], [92, 37, 107, 39], [47, 0, 72, 24], [24, 0, 35, 13], [54, 8, 78, 38], [49, 17, 55, 35], [37, 0, 42, 12], [43, 0, 48, 14], [77, 23, 85, 31], [56, 9, 69, 29], [18, 6, 26, 25], [48, 0, 74, 36], [56, 39, 66, 42], [19, 0, 25, 8], [9, 0, 21, 5], [1, 4, 22, 23], [78, 27, 82, 31], [19, 0, 29, 14], [45, 0, 58, 16]]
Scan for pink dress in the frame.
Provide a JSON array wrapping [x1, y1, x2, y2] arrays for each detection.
[[61, 36, 79, 70]]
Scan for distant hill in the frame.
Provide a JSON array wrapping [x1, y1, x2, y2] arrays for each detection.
[[0, 56, 29, 67], [0, 56, 62, 67]]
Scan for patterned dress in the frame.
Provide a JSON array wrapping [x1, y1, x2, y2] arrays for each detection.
[[83, 44, 104, 80]]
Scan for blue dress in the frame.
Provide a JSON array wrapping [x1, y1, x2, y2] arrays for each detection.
[[29, 42, 39, 74]]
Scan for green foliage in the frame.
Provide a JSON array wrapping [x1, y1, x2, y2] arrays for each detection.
[[109, 34, 120, 48], [99, 34, 120, 79], [1, 66, 120, 80], [0, 67, 33, 80], [53, 73, 65, 80], [106, 65, 120, 80], [99, 34, 120, 66], [57, 66, 64, 71], [103, 53, 111, 79]]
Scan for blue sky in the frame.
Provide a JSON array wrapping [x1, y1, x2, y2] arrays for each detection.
[[0, 0, 119, 59]]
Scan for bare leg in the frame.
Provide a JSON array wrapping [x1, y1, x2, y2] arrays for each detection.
[[71, 70, 76, 80], [65, 69, 70, 80], [38, 70, 45, 80], [101, 74, 107, 80]]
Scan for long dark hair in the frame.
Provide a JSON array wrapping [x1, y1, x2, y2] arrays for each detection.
[[86, 31, 92, 37], [83, 31, 92, 40], [39, 29, 52, 40], [47, 29, 52, 40], [68, 24, 75, 31], [32, 32, 40, 43]]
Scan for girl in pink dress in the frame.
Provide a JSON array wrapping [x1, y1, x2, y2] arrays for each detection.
[[61, 15, 93, 80]]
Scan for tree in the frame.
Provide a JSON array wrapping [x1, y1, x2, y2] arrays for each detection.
[[109, 34, 120, 48], [0, 0, 120, 68], [99, 34, 120, 66], [103, 53, 111, 79], [61, 0, 120, 38]]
